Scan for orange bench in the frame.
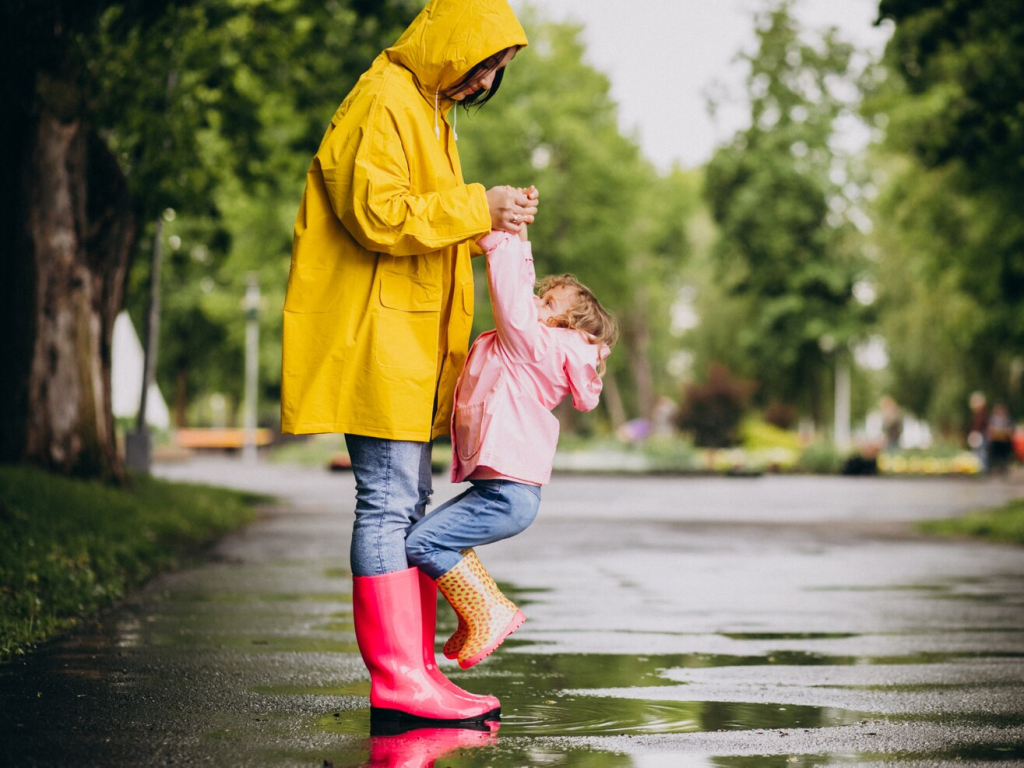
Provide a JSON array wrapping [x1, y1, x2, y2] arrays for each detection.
[[175, 428, 274, 450]]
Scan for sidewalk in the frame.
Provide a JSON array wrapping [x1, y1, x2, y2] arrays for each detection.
[[2, 457, 1023, 766]]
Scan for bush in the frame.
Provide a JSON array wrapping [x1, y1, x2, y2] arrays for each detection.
[[676, 363, 756, 448], [798, 441, 844, 474], [763, 401, 798, 430], [741, 418, 802, 452]]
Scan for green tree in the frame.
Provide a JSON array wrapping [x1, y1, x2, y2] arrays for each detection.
[[0, 0, 419, 476], [703, 1, 869, 423], [866, 0, 1024, 422], [867, 154, 986, 432], [91, 0, 417, 427], [1, 0, 157, 480]]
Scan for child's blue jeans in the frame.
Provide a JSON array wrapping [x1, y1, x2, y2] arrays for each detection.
[[405, 479, 541, 579]]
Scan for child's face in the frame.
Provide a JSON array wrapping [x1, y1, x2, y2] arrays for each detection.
[[534, 286, 575, 326]]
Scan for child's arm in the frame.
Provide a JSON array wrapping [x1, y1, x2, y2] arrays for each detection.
[[565, 341, 608, 412], [476, 230, 546, 362]]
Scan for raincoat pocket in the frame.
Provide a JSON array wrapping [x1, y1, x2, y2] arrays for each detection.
[[454, 400, 487, 461], [379, 273, 441, 311]]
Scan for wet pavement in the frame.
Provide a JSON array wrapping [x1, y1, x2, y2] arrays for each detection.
[[2, 457, 1024, 766]]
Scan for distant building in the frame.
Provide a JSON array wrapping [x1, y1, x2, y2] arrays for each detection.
[[111, 311, 170, 429]]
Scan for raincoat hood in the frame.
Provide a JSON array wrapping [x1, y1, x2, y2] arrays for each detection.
[[386, 0, 528, 98]]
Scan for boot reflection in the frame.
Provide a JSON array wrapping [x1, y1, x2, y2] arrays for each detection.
[[365, 719, 499, 768]]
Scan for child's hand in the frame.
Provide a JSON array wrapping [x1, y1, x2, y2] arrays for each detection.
[[486, 184, 538, 233], [517, 186, 536, 242]]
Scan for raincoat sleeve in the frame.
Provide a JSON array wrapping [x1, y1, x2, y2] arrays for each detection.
[[564, 340, 607, 412], [479, 230, 547, 363], [325, 104, 491, 257]]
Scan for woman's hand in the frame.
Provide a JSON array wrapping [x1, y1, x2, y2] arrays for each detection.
[[486, 184, 539, 233]]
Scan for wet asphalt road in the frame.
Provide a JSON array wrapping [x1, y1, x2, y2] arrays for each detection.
[[2, 457, 1024, 767]]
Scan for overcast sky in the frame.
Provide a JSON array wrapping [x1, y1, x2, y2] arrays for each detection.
[[509, 0, 894, 170]]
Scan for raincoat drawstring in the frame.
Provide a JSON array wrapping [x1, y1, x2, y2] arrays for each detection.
[[434, 88, 459, 142], [434, 87, 441, 140]]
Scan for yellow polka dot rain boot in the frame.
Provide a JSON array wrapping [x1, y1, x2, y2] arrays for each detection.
[[435, 550, 525, 670], [442, 549, 473, 660]]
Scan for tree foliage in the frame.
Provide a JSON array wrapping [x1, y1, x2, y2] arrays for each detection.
[[85, 0, 418, 424], [702, 1, 869, 421], [866, 0, 1024, 424]]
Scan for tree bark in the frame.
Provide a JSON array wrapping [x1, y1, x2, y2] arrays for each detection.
[[602, 368, 628, 432], [2, 72, 135, 480], [624, 304, 655, 419]]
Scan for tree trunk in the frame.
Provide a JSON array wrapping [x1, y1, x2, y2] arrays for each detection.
[[1, 71, 135, 480], [624, 306, 655, 419], [602, 368, 628, 432]]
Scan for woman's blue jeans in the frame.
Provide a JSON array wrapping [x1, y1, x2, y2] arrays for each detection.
[[345, 434, 434, 577], [405, 479, 541, 579]]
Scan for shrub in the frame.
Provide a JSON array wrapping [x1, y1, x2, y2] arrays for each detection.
[[763, 401, 798, 429], [798, 441, 844, 474], [676, 363, 756, 448]]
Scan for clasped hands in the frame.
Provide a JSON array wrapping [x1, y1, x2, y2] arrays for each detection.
[[485, 184, 539, 236]]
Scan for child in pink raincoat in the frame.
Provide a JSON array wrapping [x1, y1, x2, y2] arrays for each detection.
[[406, 221, 617, 670]]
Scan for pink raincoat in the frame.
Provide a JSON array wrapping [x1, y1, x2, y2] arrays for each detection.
[[450, 231, 608, 485]]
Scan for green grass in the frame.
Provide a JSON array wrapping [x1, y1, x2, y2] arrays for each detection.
[[0, 465, 264, 662], [919, 496, 1024, 545]]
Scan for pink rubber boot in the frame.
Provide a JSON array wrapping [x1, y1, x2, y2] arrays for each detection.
[[352, 567, 497, 722], [416, 568, 500, 713]]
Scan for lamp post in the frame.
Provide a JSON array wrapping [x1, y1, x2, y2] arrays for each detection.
[[126, 215, 164, 473], [242, 273, 261, 463], [819, 334, 851, 450]]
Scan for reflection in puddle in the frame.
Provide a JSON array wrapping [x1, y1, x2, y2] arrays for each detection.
[[320, 697, 868, 738], [360, 720, 499, 768]]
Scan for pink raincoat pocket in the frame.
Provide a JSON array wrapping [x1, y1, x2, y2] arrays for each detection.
[[454, 401, 486, 461]]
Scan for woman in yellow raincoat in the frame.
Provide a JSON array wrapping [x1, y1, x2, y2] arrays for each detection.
[[282, 0, 537, 724]]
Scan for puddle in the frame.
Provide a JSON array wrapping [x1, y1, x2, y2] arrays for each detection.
[[806, 575, 1024, 608], [896, 712, 1024, 728], [313, 649, 878, 739], [470, 649, 1024, 691], [705, 751, 1024, 766], [317, 734, 634, 768], [319, 696, 870, 737], [720, 632, 861, 641], [707, 757, 883, 767], [876, 744, 1024, 762], [254, 680, 369, 697], [806, 585, 948, 593]]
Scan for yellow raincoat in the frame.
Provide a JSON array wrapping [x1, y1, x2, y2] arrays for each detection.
[[281, 0, 528, 440]]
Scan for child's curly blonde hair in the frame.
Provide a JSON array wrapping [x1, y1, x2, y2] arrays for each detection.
[[536, 274, 618, 374]]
